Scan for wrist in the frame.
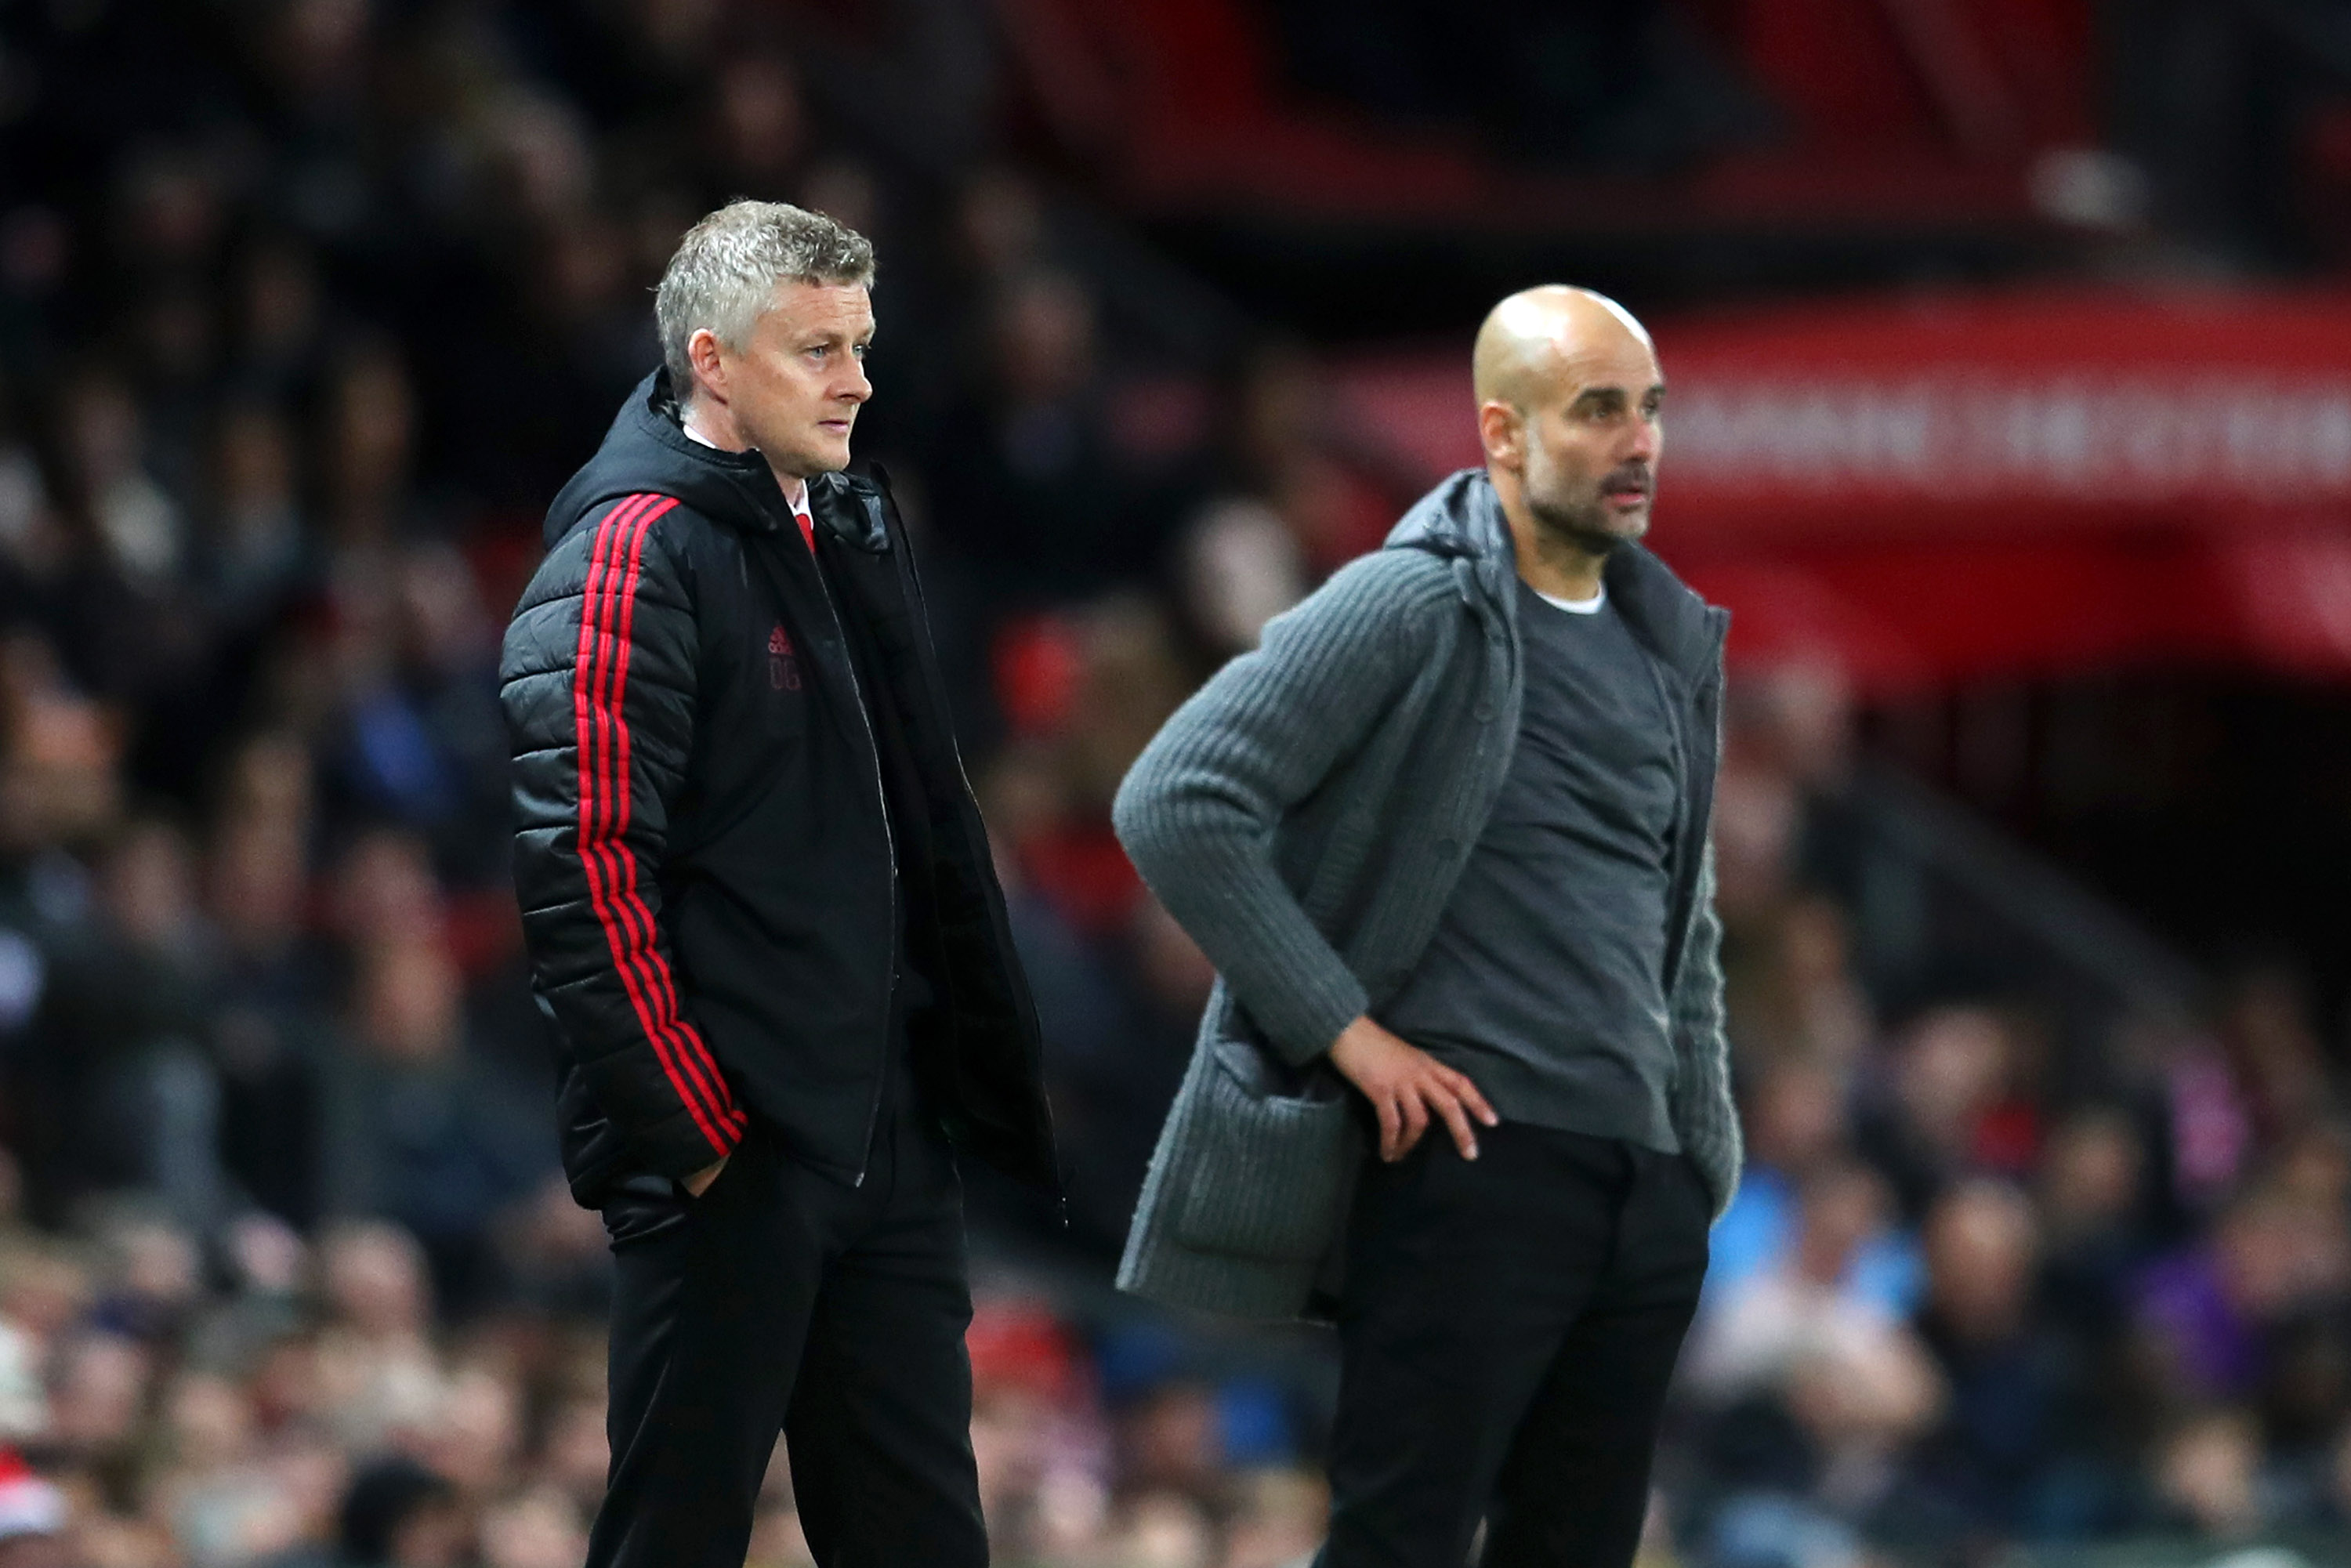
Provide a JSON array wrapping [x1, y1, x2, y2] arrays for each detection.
[[1327, 1017, 1377, 1076]]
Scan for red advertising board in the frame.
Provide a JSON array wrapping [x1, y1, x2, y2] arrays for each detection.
[[1334, 288, 2351, 693]]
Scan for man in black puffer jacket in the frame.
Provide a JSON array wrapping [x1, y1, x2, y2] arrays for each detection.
[[501, 199, 1056, 1568]]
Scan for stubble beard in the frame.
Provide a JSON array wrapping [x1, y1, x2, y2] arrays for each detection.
[[1527, 487, 1644, 559]]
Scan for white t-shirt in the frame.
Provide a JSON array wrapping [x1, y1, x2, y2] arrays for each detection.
[[1534, 585, 1607, 615]]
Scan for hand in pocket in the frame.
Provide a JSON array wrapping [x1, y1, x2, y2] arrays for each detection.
[[681, 1154, 729, 1197]]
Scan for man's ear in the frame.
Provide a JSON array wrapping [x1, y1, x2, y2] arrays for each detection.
[[686, 328, 728, 405], [1477, 400, 1524, 473]]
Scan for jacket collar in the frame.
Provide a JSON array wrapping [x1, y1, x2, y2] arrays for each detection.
[[809, 469, 892, 553], [545, 370, 893, 551], [1384, 467, 1725, 682]]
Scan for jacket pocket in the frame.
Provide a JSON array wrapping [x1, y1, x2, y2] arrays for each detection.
[[1169, 1037, 1356, 1262]]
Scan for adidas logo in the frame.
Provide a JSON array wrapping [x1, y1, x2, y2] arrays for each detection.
[[767, 625, 793, 656]]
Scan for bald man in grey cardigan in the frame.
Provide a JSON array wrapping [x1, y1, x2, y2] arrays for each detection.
[[1113, 287, 1741, 1567]]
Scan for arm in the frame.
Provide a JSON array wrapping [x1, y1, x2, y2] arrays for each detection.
[[1114, 551, 1452, 1066], [1669, 838, 1743, 1217], [502, 495, 746, 1184], [1116, 551, 1498, 1159]]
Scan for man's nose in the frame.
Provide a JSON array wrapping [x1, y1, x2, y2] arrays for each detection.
[[839, 362, 872, 403], [1623, 415, 1659, 462]]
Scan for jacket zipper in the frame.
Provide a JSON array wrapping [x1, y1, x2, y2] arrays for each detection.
[[797, 517, 900, 1190]]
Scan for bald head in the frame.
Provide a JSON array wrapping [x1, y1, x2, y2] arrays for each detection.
[[1473, 285, 1654, 409], [1471, 285, 1666, 573]]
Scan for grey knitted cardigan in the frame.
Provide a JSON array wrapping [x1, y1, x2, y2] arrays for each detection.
[[1111, 469, 1741, 1322]]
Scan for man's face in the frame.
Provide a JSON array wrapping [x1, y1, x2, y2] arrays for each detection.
[[1516, 336, 1665, 554], [716, 279, 874, 478]]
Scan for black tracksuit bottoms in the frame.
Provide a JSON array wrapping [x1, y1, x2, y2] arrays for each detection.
[[1316, 1123, 1712, 1568], [584, 1067, 985, 1568]]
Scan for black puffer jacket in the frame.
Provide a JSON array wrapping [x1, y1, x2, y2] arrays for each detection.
[[502, 371, 1057, 1206]]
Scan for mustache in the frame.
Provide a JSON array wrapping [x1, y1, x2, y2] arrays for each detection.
[[1602, 462, 1653, 493]]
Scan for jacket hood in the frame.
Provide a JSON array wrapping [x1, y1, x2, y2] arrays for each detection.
[[1384, 466, 1726, 682], [543, 370, 891, 552]]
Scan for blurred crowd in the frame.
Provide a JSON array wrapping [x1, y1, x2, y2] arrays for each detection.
[[0, 1, 2345, 1566], [1666, 672, 2351, 1566]]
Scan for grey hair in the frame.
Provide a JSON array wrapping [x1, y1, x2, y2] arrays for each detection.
[[655, 199, 875, 389]]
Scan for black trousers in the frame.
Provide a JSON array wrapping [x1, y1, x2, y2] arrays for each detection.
[[585, 1073, 985, 1568], [1317, 1124, 1712, 1568]]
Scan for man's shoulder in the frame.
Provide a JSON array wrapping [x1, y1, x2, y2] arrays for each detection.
[[558, 489, 729, 556], [506, 494, 727, 654], [1235, 549, 1465, 679], [531, 493, 724, 587], [1296, 545, 1462, 625]]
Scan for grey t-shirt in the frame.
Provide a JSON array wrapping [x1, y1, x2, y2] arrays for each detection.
[[1377, 579, 1683, 1151]]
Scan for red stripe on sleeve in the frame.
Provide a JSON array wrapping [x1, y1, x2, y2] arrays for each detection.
[[581, 495, 743, 1146], [572, 494, 739, 1156], [601, 498, 745, 1133]]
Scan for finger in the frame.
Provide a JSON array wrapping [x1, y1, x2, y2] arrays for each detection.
[[1396, 1092, 1429, 1157], [1443, 1067, 1500, 1128], [1375, 1092, 1402, 1162], [1433, 1088, 1480, 1161]]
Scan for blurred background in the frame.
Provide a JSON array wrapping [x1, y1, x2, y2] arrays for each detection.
[[1, 1, 2350, 1565]]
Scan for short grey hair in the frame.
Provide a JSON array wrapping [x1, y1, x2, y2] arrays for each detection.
[[655, 199, 875, 389]]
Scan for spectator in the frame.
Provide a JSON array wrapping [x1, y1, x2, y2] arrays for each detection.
[[2038, 1106, 2156, 1344], [310, 1222, 446, 1457], [202, 404, 314, 639], [335, 1456, 466, 1568], [1704, 1057, 1922, 1320], [317, 942, 550, 1309], [2133, 1182, 2351, 1409], [1172, 496, 1306, 660], [24, 816, 222, 1225], [1853, 1005, 2030, 1224], [1685, 1161, 1937, 1418], [2151, 1407, 2268, 1541], [936, 270, 1190, 605], [1900, 1181, 2091, 1541]]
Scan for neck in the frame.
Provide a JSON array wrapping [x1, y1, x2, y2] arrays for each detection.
[[681, 396, 810, 512], [1491, 469, 1609, 601]]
